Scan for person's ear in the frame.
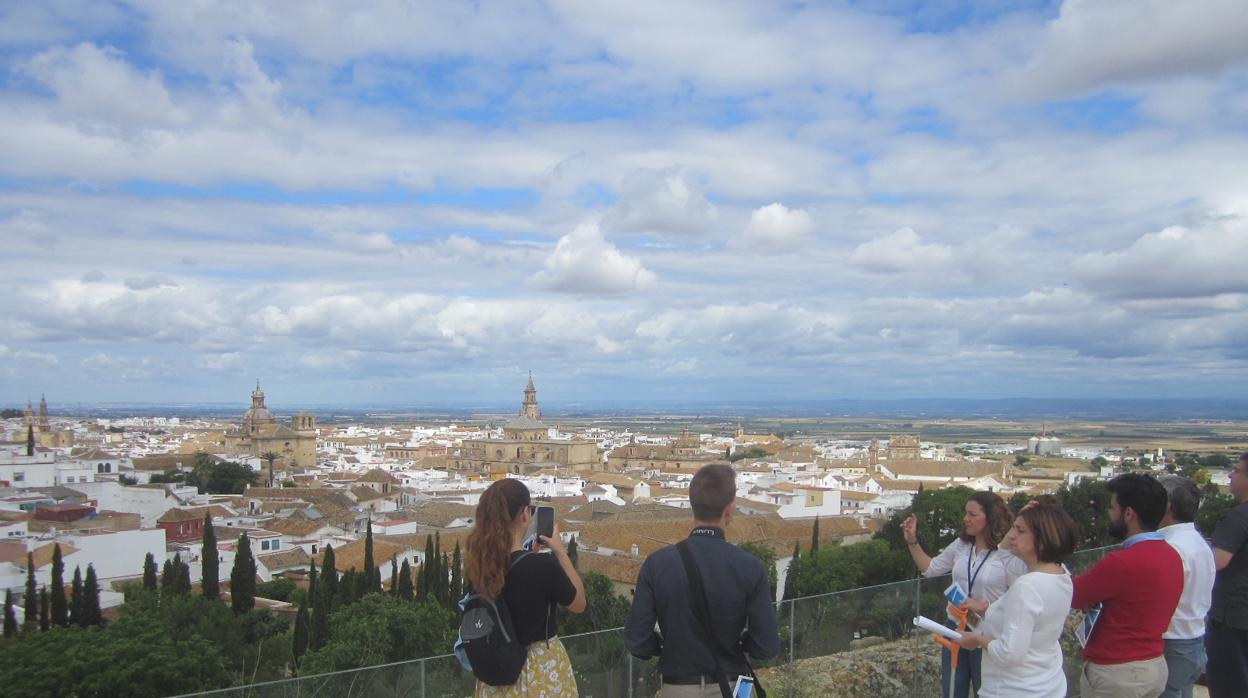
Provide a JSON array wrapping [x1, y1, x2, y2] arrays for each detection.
[[721, 501, 735, 521]]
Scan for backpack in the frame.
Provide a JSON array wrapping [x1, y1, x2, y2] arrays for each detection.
[[454, 553, 531, 686]]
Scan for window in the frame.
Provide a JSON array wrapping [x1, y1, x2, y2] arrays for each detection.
[[271, 540, 280, 550], [14, 472, 24, 482]]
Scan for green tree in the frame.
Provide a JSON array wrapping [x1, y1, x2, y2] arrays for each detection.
[[202, 514, 220, 599], [260, 451, 281, 489], [50, 545, 67, 627], [1057, 479, 1115, 548], [39, 587, 49, 631], [319, 545, 338, 611], [1008, 491, 1033, 515], [81, 565, 102, 627], [739, 542, 778, 600], [174, 555, 192, 596], [1091, 456, 1108, 469], [1015, 454, 1030, 467], [566, 537, 578, 569], [389, 556, 398, 596], [143, 553, 158, 592], [3, 590, 16, 637], [255, 578, 296, 602], [299, 595, 456, 674], [1202, 453, 1232, 470], [362, 520, 378, 595], [339, 568, 358, 606], [1198, 490, 1239, 537], [397, 559, 413, 601], [292, 598, 310, 670], [558, 572, 631, 636], [811, 517, 820, 553], [160, 556, 175, 595], [308, 561, 318, 608], [231, 533, 257, 614], [70, 567, 83, 626], [188, 455, 259, 495], [418, 535, 434, 599], [729, 446, 770, 462], [450, 543, 463, 604], [877, 486, 975, 554], [24, 552, 37, 630]]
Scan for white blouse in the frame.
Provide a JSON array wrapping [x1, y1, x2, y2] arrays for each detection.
[[924, 538, 1028, 620], [978, 570, 1073, 698]]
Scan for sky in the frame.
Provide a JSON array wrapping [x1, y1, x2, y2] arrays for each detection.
[[2, 0, 1248, 409]]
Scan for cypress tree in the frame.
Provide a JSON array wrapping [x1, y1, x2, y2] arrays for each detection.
[[292, 599, 309, 669], [70, 567, 84, 626], [161, 557, 175, 594], [39, 587, 49, 631], [419, 535, 433, 599], [307, 561, 318, 608], [389, 556, 398, 596], [438, 553, 450, 605], [143, 553, 158, 592], [450, 543, 463, 602], [82, 565, 102, 626], [782, 542, 801, 601], [230, 533, 256, 614], [23, 553, 37, 630], [319, 545, 337, 611], [50, 545, 67, 627], [310, 585, 329, 650], [362, 519, 376, 594], [176, 556, 192, 595], [397, 559, 413, 601], [811, 517, 821, 553], [201, 514, 220, 599], [3, 590, 16, 637], [566, 537, 578, 569]]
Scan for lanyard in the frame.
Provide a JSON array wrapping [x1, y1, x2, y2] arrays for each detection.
[[966, 547, 993, 597]]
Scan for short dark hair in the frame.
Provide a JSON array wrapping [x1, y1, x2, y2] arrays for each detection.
[[1159, 475, 1201, 523], [1106, 473, 1168, 531], [690, 464, 736, 521], [1019, 504, 1079, 564]]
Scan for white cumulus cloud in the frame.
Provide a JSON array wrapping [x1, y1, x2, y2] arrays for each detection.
[[530, 223, 656, 295], [603, 167, 718, 236], [848, 227, 953, 274], [735, 203, 815, 250]]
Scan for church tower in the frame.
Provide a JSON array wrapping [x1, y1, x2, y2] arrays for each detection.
[[521, 372, 541, 421], [37, 395, 50, 433], [242, 380, 276, 433]]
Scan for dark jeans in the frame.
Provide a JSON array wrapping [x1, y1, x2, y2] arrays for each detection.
[[1205, 619, 1248, 698], [940, 620, 982, 698]]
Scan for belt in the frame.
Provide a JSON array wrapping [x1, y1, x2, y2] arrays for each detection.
[[663, 674, 730, 686]]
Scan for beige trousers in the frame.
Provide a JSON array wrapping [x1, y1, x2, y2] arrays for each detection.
[[1080, 656, 1168, 698]]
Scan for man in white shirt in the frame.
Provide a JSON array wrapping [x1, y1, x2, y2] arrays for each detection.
[[1159, 476, 1217, 698]]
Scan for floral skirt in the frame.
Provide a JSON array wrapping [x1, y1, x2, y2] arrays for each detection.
[[474, 636, 577, 698]]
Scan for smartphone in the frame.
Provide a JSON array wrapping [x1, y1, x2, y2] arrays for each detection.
[[733, 675, 755, 698], [535, 505, 555, 541]]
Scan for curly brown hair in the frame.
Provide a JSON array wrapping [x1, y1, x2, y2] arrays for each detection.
[[959, 491, 1013, 549], [465, 478, 530, 599]]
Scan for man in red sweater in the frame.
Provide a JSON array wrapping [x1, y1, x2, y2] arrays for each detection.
[[1072, 473, 1183, 698]]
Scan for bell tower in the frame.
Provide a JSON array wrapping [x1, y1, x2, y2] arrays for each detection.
[[521, 372, 541, 421]]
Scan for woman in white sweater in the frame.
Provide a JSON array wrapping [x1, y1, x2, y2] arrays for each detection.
[[955, 503, 1080, 698]]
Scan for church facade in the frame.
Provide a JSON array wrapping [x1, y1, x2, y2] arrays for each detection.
[[453, 375, 600, 475], [222, 383, 318, 471]]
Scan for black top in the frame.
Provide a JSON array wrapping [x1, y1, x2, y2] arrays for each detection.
[[623, 526, 780, 678], [502, 550, 578, 644], [1211, 501, 1248, 629]]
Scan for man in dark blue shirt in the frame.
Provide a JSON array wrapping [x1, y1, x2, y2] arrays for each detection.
[[625, 464, 780, 696]]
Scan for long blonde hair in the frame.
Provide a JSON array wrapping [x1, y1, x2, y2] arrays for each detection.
[[465, 478, 530, 599]]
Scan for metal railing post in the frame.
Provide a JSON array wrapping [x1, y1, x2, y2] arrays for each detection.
[[627, 651, 634, 698], [419, 658, 425, 698]]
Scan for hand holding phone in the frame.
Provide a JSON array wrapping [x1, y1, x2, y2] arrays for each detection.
[[733, 675, 755, 698]]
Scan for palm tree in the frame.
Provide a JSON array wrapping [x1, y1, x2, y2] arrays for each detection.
[[260, 451, 281, 488]]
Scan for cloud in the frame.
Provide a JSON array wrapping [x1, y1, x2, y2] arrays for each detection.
[[602, 168, 718, 236], [325, 230, 399, 255], [1072, 217, 1248, 299], [735, 203, 815, 250], [19, 42, 188, 129], [80, 269, 105, 283], [1024, 0, 1248, 96], [848, 227, 953, 274], [124, 275, 179, 291], [0, 344, 59, 367], [530, 223, 655, 295]]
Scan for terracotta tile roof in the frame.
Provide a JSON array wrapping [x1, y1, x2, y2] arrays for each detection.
[[257, 548, 313, 572], [264, 516, 331, 537], [577, 552, 644, 585], [315, 538, 415, 574]]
